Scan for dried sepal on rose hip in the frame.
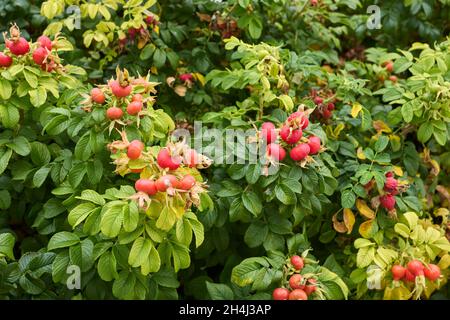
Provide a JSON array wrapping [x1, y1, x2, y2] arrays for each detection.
[[3, 24, 30, 56]]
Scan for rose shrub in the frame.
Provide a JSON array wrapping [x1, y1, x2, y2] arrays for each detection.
[[0, 0, 449, 300]]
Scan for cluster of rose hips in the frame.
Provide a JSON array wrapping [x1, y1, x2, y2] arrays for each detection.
[[261, 110, 322, 164], [379, 60, 397, 83], [310, 89, 337, 122], [272, 255, 318, 300], [134, 147, 200, 195], [31, 35, 55, 71], [391, 260, 441, 283], [108, 133, 211, 210], [89, 69, 153, 120], [364, 172, 406, 212], [1, 24, 58, 72], [379, 172, 400, 211], [210, 15, 239, 39]]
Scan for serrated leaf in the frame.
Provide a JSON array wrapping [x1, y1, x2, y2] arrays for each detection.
[[48, 232, 80, 251]]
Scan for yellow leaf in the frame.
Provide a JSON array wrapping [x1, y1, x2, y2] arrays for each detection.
[[357, 147, 366, 160], [383, 285, 411, 300], [422, 280, 438, 299], [154, 25, 159, 34], [356, 199, 376, 219], [325, 125, 334, 139], [359, 219, 377, 238], [333, 123, 345, 137], [192, 73, 205, 86], [343, 208, 355, 234], [438, 254, 450, 270], [146, 200, 163, 219], [373, 120, 392, 133], [429, 159, 440, 176], [332, 212, 347, 233], [150, 66, 158, 74], [393, 166, 403, 176], [321, 65, 333, 73], [351, 102, 362, 118]]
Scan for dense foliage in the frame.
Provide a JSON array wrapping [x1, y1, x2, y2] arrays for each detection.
[[0, 0, 449, 300]]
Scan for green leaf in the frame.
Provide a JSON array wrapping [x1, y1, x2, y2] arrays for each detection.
[[341, 189, 356, 208], [170, 242, 190, 272], [283, 179, 303, 194], [0, 79, 12, 99], [318, 267, 349, 300], [245, 163, 260, 184], [354, 238, 373, 249], [188, 218, 204, 248], [19, 274, 45, 295], [30, 142, 51, 166], [275, 184, 296, 205], [52, 252, 70, 283], [141, 246, 161, 275], [417, 122, 433, 143], [48, 232, 80, 251], [140, 44, 155, 60], [153, 48, 166, 68], [87, 160, 103, 185], [69, 239, 94, 272], [374, 135, 389, 152], [206, 282, 234, 300], [176, 219, 192, 246], [100, 203, 124, 238], [0, 148, 12, 175], [356, 246, 375, 268], [112, 270, 137, 299], [0, 104, 20, 128], [0, 190, 11, 210], [279, 94, 294, 111], [401, 103, 413, 122], [75, 133, 91, 161], [77, 190, 105, 206], [0, 233, 15, 260], [23, 69, 38, 88], [248, 15, 262, 39], [231, 257, 269, 287], [244, 221, 268, 248], [29, 86, 47, 107], [433, 128, 447, 146], [7, 136, 30, 156], [242, 191, 262, 216], [156, 206, 177, 231], [68, 202, 98, 228], [98, 251, 118, 282], [128, 237, 152, 268], [216, 180, 242, 197], [123, 201, 139, 233], [33, 166, 51, 188], [68, 162, 87, 188]]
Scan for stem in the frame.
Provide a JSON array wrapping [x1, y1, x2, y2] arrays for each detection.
[[258, 95, 264, 120]]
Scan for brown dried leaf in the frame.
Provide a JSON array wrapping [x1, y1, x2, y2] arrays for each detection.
[[343, 208, 355, 234], [174, 85, 187, 97], [332, 212, 347, 233]]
